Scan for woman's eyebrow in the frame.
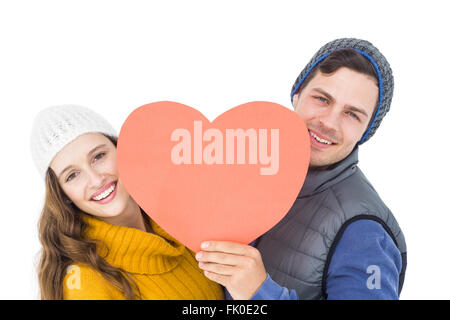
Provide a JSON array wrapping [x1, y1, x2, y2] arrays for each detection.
[[87, 144, 107, 158], [58, 144, 107, 179], [58, 165, 74, 180]]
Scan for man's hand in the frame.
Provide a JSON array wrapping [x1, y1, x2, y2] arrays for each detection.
[[195, 241, 267, 300]]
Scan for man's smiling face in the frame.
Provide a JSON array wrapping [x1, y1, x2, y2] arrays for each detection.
[[293, 67, 379, 169]]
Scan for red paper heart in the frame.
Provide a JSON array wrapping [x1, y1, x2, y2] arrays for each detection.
[[117, 101, 310, 252]]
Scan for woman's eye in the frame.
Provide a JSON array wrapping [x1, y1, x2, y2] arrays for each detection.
[[94, 152, 105, 161], [66, 172, 77, 182]]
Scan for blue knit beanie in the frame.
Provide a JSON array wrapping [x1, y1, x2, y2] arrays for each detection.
[[290, 38, 394, 144]]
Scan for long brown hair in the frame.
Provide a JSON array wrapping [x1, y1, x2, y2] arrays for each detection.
[[37, 135, 141, 299]]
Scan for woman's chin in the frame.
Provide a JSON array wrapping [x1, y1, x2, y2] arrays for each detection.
[[85, 201, 127, 219]]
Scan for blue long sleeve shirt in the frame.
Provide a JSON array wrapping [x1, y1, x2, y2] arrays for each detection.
[[227, 219, 402, 300]]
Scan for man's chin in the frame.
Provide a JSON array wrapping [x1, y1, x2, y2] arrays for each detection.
[[309, 146, 354, 170], [308, 162, 331, 171], [308, 149, 343, 170], [309, 152, 333, 168]]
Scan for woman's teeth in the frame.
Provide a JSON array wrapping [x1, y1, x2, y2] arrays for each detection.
[[92, 183, 116, 201], [310, 131, 333, 145]]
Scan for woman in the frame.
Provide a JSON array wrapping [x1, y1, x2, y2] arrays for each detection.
[[30, 104, 224, 300]]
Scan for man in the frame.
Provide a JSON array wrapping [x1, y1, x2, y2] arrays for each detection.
[[195, 38, 407, 300]]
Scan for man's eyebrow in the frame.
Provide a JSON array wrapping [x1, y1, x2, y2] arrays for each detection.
[[345, 105, 369, 118], [311, 88, 335, 102], [58, 144, 107, 180], [311, 87, 369, 118]]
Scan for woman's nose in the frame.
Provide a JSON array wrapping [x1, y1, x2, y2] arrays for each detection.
[[86, 167, 106, 189]]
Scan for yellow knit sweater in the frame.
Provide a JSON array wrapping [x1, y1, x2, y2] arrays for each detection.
[[63, 213, 224, 300]]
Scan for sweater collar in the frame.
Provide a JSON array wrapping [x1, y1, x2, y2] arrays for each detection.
[[82, 213, 186, 274], [298, 146, 359, 197]]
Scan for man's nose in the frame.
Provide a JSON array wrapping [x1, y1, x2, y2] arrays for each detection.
[[318, 106, 341, 132]]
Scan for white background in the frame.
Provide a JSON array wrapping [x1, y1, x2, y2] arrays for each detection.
[[0, 0, 449, 299]]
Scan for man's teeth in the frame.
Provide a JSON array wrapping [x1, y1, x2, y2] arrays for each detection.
[[93, 183, 116, 201], [310, 131, 333, 145]]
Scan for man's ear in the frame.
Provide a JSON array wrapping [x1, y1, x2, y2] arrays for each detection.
[[292, 93, 299, 110]]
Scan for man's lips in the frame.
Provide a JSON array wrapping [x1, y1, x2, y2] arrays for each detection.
[[90, 181, 117, 200], [308, 129, 338, 149], [308, 129, 338, 145]]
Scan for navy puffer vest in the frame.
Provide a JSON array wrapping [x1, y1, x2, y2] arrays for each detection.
[[255, 146, 407, 299]]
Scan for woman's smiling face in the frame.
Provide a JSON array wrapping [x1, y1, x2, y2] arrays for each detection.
[[49, 132, 131, 219]]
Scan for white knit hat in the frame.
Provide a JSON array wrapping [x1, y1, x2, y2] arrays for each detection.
[[30, 105, 118, 179]]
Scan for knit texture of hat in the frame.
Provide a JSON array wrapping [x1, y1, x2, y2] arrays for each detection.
[[30, 105, 117, 179], [290, 38, 394, 144]]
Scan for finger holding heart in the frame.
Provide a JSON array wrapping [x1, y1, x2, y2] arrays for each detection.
[[195, 241, 268, 300]]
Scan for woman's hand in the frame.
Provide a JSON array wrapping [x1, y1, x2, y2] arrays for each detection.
[[195, 241, 267, 300]]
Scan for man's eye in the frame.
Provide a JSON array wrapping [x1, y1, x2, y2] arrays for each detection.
[[348, 111, 360, 121], [315, 96, 328, 104]]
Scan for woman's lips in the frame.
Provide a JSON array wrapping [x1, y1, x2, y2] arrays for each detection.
[[90, 181, 116, 200], [90, 181, 118, 204]]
